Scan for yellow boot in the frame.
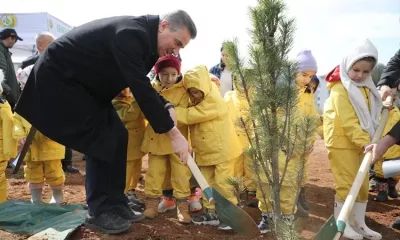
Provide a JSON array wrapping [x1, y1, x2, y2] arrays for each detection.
[[144, 197, 159, 219], [176, 199, 191, 224]]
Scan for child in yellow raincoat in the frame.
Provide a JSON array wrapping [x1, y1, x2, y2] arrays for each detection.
[[141, 55, 192, 224], [112, 88, 146, 211], [0, 71, 17, 203], [323, 39, 382, 240], [256, 50, 321, 233], [14, 65, 66, 204], [159, 72, 220, 214], [224, 85, 257, 202], [176, 65, 242, 230], [372, 107, 400, 202], [296, 73, 323, 217]]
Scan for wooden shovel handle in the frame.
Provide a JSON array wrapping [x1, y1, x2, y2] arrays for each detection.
[[187, 154, 214, 203], [336, 96, 393, 233]]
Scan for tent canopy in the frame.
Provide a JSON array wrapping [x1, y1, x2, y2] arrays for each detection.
[[0, 13, 73, 63]]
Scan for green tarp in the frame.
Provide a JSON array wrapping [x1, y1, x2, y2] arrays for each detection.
[[0, 200, 86, 236]]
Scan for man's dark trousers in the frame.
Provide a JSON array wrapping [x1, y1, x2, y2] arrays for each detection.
[[85, 107, 129, 216]]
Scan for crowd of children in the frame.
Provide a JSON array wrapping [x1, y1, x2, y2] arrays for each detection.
[[0, 37, 399, 238]]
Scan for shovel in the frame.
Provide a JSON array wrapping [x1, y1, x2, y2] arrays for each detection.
[[315, 96, 392, 240], [11, 127, 37, 174], [187, 155, 259, 238]]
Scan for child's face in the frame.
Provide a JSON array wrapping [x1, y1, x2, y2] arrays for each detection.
[[296, 71, 316, 87], [158, 67, 178, 88], [348, 60, 374, 83], [188, 88, 204, 104]]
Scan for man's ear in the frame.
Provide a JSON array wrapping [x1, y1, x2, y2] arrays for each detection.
[[158, 20, 169, 33]]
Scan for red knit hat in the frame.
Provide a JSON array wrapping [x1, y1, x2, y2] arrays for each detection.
[[154, 55, 181, 74]]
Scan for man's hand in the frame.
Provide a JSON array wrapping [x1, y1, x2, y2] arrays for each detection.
[[379, 85, 396, 109], [364, 135, 397, 164], [166, 127, 191, 164], [168, 107, 177, 126]]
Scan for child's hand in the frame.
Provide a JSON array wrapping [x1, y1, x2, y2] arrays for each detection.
[[118, 88, 132, 97], [18, 137, 27, 150]]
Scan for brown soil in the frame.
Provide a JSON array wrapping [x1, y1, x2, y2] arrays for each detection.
[[1, 139, 400, 239]]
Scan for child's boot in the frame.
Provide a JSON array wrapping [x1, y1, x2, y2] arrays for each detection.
[[369, 177, 378, 192], [391, 218, 400, 230], [176, 198, 191, 224], [375, 178, 388, 202], [298, 187, 310, 210], [258, 213, 272, 234], [388, 178, 398, 199], [143, 197, 159, 219], [192, 208, 220, 226], [50, 184, 64, 204], [352, 202, 382, 240], [334, 200, 363, 240], [158, 196, 176, 213], [29, 183, 43, 204], [188, 193, 202, 212], [296, 202, 309, 217], [126, 190, 145, 207]]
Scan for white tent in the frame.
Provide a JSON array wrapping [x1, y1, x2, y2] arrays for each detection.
[[0, 13, 73, 68]]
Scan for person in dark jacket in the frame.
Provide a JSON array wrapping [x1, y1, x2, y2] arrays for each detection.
[[377, 49, 400, 105], [0, 28, 22, 110], [365, 121, 400, 230], [209, 45, 234, 97], [15, 11, 197, 234], [367, 48, 400, 230]]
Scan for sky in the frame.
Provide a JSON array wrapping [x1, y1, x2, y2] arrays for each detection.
[[2, 0, 400, 74]]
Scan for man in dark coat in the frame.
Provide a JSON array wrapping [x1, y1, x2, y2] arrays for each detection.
[[15, 10, 196, 234], [370, 48, 400, 230], [377, 49, 400, 105]]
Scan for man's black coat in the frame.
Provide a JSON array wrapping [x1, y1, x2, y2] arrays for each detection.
[[15, 15, 174, 162]]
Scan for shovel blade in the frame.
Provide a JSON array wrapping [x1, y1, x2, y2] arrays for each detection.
[[314, 215, 338, 240], [214, 189, 259, 238]]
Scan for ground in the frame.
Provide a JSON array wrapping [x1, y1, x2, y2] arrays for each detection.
[[1, 139, 400, 239]]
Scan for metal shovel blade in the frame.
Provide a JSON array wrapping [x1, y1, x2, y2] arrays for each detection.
[[214, 189, 259, 238], [314, 215, 338, 240]]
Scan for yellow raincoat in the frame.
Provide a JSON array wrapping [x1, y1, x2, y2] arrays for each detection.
[[324, 81, 371, 202], [176, 65, 241, 209], [374, 108, 400, 180], [13, 113, 65, 186], [257, 86, 322, 214], [297, 87, 323, 187], [112, 95, 146, 193], [142, 79, 192, 199], [0, 101, 17, 202], [224, 90, 256, 191]]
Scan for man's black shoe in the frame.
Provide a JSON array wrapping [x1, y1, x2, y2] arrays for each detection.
[[84, 211, 131, 234], [63, 164, 79, 173]]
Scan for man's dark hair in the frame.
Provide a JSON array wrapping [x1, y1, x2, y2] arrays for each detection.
[[161, 10, 197, 39]]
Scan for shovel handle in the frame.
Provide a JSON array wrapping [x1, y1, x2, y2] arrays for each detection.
[[336, 96, 393, 232], [187, 154, 214, 203]]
